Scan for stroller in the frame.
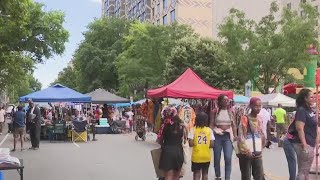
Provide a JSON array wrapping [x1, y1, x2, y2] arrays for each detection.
[[134, 115, 146, 141], [109, 119, 126, 134]]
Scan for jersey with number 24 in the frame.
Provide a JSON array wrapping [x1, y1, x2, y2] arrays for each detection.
[[189, 127, 215, 163]]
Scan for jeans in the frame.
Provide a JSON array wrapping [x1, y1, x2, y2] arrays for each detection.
[[214, 133, 233, 180], [283, 137, 297, 180], [293, 143, 314, 180], [238, 154, 264, 180]]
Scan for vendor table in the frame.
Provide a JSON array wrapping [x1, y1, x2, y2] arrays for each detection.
[[0, 159, 24, 180]]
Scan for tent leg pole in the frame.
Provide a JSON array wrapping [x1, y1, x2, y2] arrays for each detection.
[[316, 85, 319, 179]]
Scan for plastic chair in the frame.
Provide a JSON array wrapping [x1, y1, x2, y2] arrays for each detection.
[[50, 121, 66, 142]]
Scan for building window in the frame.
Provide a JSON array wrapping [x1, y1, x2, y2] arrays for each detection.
[[301, 0, 306, 3], [163, 0, 168, 10], [142, 12, 146, 20], [163, 15, 168, 25], [287, 3, 291, 9], [157, 3, 160, 14], [139, 1, 142, 10], [170, 10, 175, 22], [133, 6, 136, 15], [152, 7, 155, 17]]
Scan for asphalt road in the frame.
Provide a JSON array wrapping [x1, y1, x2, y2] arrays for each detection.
[[0, 128, 294, 180]]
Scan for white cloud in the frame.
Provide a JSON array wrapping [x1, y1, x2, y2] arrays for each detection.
[[90, 0, 102, 4]]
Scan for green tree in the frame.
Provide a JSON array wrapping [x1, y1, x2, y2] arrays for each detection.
[[0, 0, 69, 93], [73, 17, 130, 93], [0, 0, 69, 62], [165, 36, 238, 89], [8, 74, 42, 103], [52, 65, 78, 90], [116, 22, 196, 97], [219, 2, 319, 93]]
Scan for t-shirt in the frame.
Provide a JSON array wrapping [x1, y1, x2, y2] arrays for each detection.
[[259, 108, 271, 137], [0, 109, 5, 123], [295, 106, 317, 147], [14, 111, 26, 128], [188, 127, 214, 163], [273, 108, 286, 124], [126, 111, 134, 121]]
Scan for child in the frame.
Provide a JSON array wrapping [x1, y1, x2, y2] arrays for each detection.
[[188, 112, 215, 180]]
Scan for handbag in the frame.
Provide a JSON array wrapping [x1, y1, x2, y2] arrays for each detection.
[[246, 116, 262, 156], [180, 139, 189, 177], [150, 148, 165, 178]]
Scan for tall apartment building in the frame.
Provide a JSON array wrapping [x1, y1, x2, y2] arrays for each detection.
[[150, 0, 213, 37], [102, 0, 151, 22], [212, 0, 320, 38], [102, 0, 213, 37], [126, 0, 151, 22], [102, 0, 319, 38]]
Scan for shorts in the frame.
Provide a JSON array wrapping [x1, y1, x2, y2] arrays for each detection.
[[14, 127, 25, 138], [191, 162, 210, 172]]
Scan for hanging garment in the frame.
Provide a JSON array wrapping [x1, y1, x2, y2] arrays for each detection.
[[179, 106, 196, 132], [154, 107, 163, 133]]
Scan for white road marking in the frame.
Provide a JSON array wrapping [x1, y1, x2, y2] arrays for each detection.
[[73, 142, 80, 148], [0, 133, 10, 147]]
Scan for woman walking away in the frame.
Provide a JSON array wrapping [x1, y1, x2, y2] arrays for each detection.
[[293, 88, 317, 180], [158, 107, 185, 180], [237, 97, 266, 180], [189, 112, 215, 180], [211, 94, 237, 180]]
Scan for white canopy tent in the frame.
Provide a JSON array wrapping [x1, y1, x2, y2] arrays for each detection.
[[257, 93, 296, 107]]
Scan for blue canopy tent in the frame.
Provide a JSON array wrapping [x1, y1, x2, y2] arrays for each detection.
[[234, 95, 250, 104], [19, 84, 91, 103]]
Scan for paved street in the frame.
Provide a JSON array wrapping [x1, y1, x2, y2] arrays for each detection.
[[0, 128, 294, 180]]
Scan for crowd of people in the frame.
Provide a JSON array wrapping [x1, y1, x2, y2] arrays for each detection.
[[155, 88, 318, 180], [0, 89, 317, 180]]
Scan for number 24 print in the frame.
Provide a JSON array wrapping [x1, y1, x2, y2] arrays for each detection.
[[197, 135, 207, 144]]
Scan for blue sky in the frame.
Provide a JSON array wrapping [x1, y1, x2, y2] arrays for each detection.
[[34, 0, 101, 88]]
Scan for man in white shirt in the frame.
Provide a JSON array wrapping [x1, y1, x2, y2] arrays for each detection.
[[259, 107, 271, 146], [125, 110, 134, 132], [0, 106, 6, 135]]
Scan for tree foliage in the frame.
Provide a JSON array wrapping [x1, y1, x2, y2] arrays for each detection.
[[116, 22, 196, 97], [73, 17, 130, 93], [165, 36, 239, 89], [219, 2, 319, 93], [52, 65, 78, 90], [0, 0, 69, 99], [0, 0, 69, 62], [7, 74, 42, 103]]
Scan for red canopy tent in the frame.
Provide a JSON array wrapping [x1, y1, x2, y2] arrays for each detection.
[[283, 83, 303, 95], [147, 68, 233, 99]]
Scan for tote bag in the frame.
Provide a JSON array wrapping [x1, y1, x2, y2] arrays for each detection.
[[150, 148, 165, 178], [180, 140, 190, 177]]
